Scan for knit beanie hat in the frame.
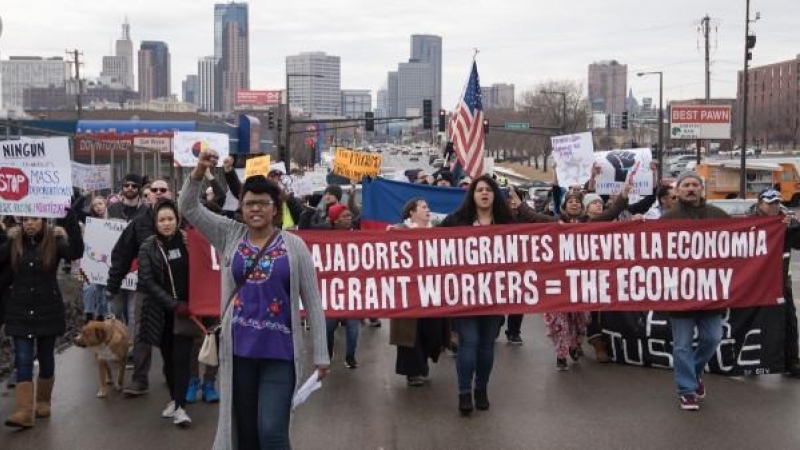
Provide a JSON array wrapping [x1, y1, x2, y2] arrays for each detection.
[[324, 185, 343, 202], [123, 173, 143, 187], [675, 171, 704, 188], [328, 203, 348, 225], [583, 193, 603, 209]]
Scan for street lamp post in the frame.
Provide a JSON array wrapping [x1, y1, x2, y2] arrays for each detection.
[[284, 72, 324, 167], [637, 71, 664, 180]]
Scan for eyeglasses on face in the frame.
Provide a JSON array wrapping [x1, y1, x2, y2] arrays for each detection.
[[151, 187, 168, 193], [123, 183, 139, 189], [243, 200, 274, 209]]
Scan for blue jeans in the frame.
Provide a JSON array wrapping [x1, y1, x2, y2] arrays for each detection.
[[111, 290, 138, 338], [670, 314, 723, 395], [83, 283, 108, 317], [232, 357, 296, 450], [455, 315, 504, 395], [14, 336, 56, 382], [326, 319, 359, 358]]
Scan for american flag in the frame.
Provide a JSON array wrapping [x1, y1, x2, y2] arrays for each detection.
[[449, 61, 485, 178]]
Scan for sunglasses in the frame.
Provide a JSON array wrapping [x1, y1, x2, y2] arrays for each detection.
[[151, 187, 168, 193], [123, 183, 140, 189]]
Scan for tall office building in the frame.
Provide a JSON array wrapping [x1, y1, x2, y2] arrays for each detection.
[[376, 87, 388, 118], [197, 56, 216, 112], [397, 60, 434, 119], [0, 56, 69, 110], [588, 60, 627, 117], [386, 71, 399, 117], [285, 52, 341, 117], [138, 41, 170, 102], [410, 35, 442, 115], [736, 55, 800, 146], [182, 75, 199, 105], [482, 83, 515, 110], [214, 2, 249, 112], [341, 89, 372, 118]]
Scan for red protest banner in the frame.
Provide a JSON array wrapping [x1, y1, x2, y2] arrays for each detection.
[[296, 217, 786, 318], [187, 228, 222, 317]]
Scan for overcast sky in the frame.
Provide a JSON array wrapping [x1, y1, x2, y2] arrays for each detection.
[[1, 0, 797, 109]]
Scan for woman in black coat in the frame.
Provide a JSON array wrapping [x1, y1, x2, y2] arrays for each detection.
[[136, 199, 196, 427], [439, 174, 514, 416], [1, 212, 83, 429]]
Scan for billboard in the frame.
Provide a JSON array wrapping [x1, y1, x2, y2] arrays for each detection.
[[235, 90, 282, 106], [670, 105, 732, 140]]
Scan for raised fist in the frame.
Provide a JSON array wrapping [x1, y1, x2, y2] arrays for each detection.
[[606, 151, 637, 182]]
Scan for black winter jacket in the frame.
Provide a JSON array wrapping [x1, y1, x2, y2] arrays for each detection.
[[106, 207, 155, 295], [0, 219, 84, 338]]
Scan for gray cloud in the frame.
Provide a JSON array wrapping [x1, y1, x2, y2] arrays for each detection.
[[1, 0, 796, 109]]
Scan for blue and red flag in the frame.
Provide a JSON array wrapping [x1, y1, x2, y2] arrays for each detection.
[[360, 177, 466, 229]]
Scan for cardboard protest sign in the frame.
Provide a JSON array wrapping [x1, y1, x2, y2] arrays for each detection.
[[332, 148, 382, 182], [594, 148, 654, 196], [244, 155, 271, 179], [71, 162, 112, 192], [0, 137, 73, 218], [81, 217, 137, 290], [172, 132, 229, 168], [551, 132, 595, 187]]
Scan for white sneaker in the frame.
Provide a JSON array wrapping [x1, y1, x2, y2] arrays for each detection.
[[161, 401, 177, 418], [173, 407, 192, 427]]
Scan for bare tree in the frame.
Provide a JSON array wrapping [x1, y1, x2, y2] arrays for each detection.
[[517, 80, 589, 171]]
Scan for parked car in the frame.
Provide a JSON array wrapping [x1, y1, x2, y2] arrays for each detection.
[[706, 199, 756, 217]]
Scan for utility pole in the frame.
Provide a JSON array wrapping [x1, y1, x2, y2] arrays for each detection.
[[66, 49, 84, 118], [698, 14, 711, 164], [740, 1, 759, 199]]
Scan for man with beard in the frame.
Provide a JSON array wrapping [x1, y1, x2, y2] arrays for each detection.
[[108, 173, 147, 221], [660, 171, 729, 411], [105, 178, 176, 397]]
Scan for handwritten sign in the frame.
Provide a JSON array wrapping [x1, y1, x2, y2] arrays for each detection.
[[71, 162, 111, 192], [551, 132, 594, 188], [81, 217, 137, 290], [332, 148, 382, 182], [245, 155, 271, 179], [0, 137, 73, 218]]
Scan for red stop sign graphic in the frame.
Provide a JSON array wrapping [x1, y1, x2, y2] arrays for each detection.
[[0, 167, 30, 201]]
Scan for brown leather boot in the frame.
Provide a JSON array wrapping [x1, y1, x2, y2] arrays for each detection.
[[4, 381, 35, 428], [35, 377, 55, 418], [589, 337, 610, 363]]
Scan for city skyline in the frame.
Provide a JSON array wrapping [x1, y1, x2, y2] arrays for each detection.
[[1, 0, 798, 110]]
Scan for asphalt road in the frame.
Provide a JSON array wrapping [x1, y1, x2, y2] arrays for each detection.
[[2, 308, 799, 450]]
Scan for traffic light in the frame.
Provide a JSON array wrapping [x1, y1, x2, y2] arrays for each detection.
[[621, 110, 629, 130], [276, 118, 283, 132], [423, 99, 432, 129], [482, 118, 489, 135], [365, 111, 374, 132], [267, 110, 275, 129], [438, 109, 446, 132], [746, 34, 757, 61]]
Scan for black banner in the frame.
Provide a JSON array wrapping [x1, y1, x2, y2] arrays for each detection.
[[602, 307, 786, 376]]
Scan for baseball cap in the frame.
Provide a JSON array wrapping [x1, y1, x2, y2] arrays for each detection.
[[758, 189, 781, 203]]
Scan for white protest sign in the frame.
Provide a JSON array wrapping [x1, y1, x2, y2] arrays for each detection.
[[81, 217, 138, 290], [71, 162, 111, 192], [594, 148, 654, 196], [551, 132, 595, 188], [172, 132, 229, 168], [0, 137, 73, 218]]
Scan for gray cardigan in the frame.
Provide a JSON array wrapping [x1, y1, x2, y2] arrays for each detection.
[[178, 178, 329, 450]]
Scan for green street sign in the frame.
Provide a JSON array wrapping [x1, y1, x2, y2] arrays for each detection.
[[504, 122, 530, 129]]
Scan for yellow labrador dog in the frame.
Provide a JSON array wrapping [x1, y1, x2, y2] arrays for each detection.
[[79, 319, 131, 398]]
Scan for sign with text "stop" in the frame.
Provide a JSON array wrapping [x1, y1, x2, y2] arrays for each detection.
[[0, 167, 29, 201], [669, 105, 732, 140]]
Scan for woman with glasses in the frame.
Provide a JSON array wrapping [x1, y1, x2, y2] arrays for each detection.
[[179, 149, 329, 450]]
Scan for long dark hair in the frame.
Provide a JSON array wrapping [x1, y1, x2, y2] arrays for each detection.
[[152, 199, 181, 240], [10, 219, 58, 274], [401, 197, 426, 220], [451, 174, 513, 225]]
